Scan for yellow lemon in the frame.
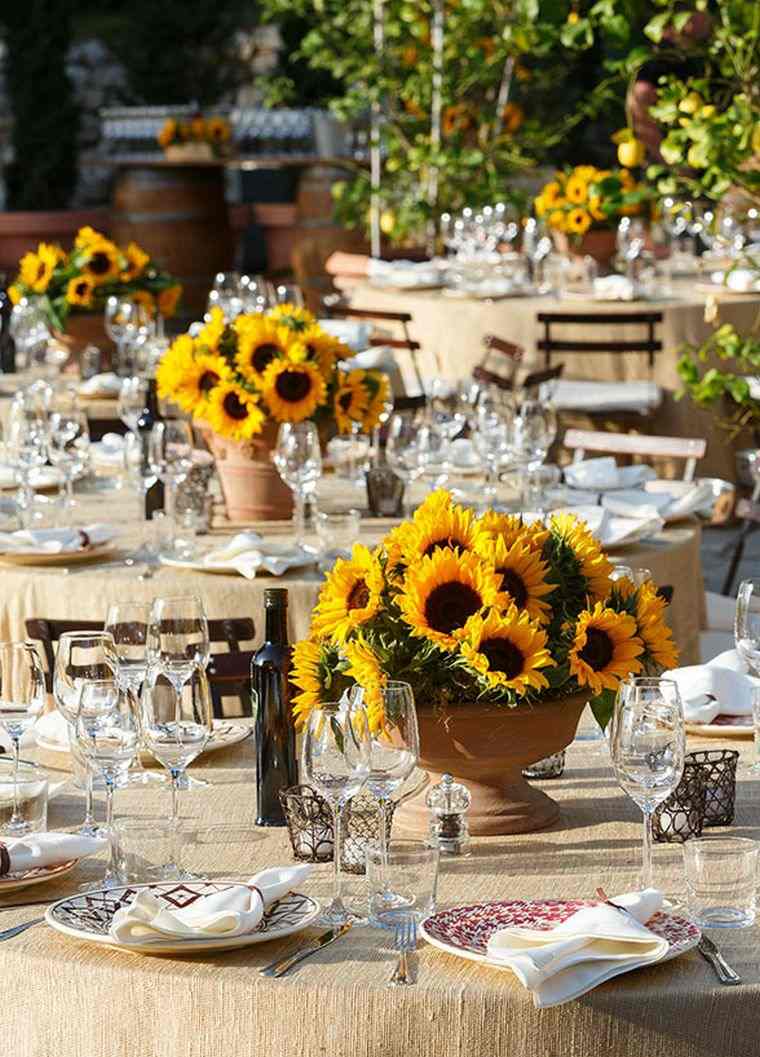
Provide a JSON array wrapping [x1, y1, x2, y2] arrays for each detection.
[[678, 92, 703, 115], [617, 138, 646, 168], [380, 210, 396, 235], [687, 142, 708, 169]]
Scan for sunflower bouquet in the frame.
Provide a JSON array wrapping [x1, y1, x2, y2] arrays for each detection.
[[292, 490, 678, 732], [8, 226, 182, 331], [155, 303, 391, 443], [157, 114, 232, 158], [534, 165, 650, 239]]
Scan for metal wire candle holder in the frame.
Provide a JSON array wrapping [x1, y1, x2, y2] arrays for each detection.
[[522, 751, 566, 780], [686, 749, 739, 828], [652, 761, 707, 843]]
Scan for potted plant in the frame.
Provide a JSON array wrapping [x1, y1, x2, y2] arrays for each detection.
[[157, 114, 233, 162], [291, 490, 678, 835], [155, 302, 390, 521]]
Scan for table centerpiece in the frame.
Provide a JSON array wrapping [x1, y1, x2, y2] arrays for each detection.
[[155, 303, 390, 520], [291, 489, 678, 835], [157, 113, 233, 161]]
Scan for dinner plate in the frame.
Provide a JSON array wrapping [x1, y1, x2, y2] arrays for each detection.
[[45, 881, 321, 955], [421, 899, 701, 969], [0, 542, 117, 567], [0, 858, 79, 893], [159, 543, 314, 577], [35, 718, 252, 757], [441, 286, 534, 300], [686, 716, 753, 738]]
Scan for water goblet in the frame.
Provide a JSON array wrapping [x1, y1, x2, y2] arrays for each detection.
[[0, 642, 46, 837], [385, 414, 426, 515], [117, 377, 147, 434], [472, 406, 513, 507], [147, 594, 210, 699], [148, 419, 194, 554], [5, 392, 49, 528], [273, 421, 322, 550], [48, 409, 90, 522]]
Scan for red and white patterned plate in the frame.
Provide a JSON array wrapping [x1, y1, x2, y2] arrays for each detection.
[[420, 899, 701, 968], [0, 859, 79, 893]]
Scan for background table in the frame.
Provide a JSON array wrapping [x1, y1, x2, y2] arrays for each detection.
[[5, 729, 757, 1057], [0, 489, 705, 665]]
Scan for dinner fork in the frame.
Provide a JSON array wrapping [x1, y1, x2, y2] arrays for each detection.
[[388, 913, 417, 986], [0, 917, 44, 941]]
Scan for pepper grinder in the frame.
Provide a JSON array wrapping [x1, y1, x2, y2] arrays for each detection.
[[426, 773, 471, 855]]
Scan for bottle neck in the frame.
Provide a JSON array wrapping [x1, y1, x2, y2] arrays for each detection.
[[264, 605, 288, 644], [145, 377, 160, 417]]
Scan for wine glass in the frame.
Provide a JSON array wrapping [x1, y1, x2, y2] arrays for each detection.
[[0, 642, 46, 836], [301, 700, 371, 924], [53, 632, 119, 835], [140, 665, 212, 875], [273, 281, 305, 308], [512, 399, 557, 506], [385, 414, 426, 515], [472, 406, 513, 507], [429, 378, 466, 443], [610, 677, 685, 891], [48, 409, 90, 522], [117, 377, 147, 434], [735, 580, 760, 675], [273, 421, 322, 550], [148, 420, 193, 554], [147, 595, 210, 699], [5, 392, 49, 528]]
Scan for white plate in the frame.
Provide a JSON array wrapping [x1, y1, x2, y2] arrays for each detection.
[[0, 859, 79, 893], [45, 881, 321, 955], [686, 717, 753, 738], [0, 542, 117, 567], [35, 718, 252, 757], [442, 286, 534, 300], [0, 466, 62, 492], [160, 543, 314, 577]]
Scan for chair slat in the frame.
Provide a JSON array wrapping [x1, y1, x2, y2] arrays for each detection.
[[564, 429, 706, 460]]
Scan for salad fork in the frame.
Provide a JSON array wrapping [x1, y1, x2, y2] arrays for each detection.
[[388, 913, 417, 986]]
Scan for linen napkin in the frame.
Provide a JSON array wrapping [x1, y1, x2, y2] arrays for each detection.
[[601, 490, 674, 521], [667, 649, 760, 724], [546, 380, 661, 414], [367, 258, 443, 287], [0, 523, 115, 554], [592, 275, 636, 301], [711, 269, 760, 293], [485, 889, 668, 1008], [0, 832, 107, 876], [79, 372, 121, 398], [203, 532, 307, 578], [109, 864, 313, 947], [90, 432, 126, 468], [564, 458, 657, 492], [32, 709, 71, 749]]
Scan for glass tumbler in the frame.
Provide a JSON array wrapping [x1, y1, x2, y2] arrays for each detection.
[[0, 759, 48, 835], [109, 818, 176, 884], [366, 840, 439, 929], [683, 837, 759, 928]]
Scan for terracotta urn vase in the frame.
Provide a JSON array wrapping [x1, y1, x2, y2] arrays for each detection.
[[204, 422, 293, 522], [395, 694, 588, 837], [57, 313, 116, 366], [553, 227, 618, 270]]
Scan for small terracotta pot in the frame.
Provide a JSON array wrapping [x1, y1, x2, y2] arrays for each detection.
[[553, 227, 618, 270], [395, 694, 588, 837], [54, 313, 116, 370], [164, 143, 215, 162], [205, 424, 293, 522]]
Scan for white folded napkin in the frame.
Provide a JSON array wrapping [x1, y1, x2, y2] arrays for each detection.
[[602, 490, 673, 521], [0, 523, 114, 554], [602, 514, 664, 547], [79, 372, 121, 397], [33, 709, 71, 748], [203, 532, 305, 578], [367, 258, 442, 287], [667, 649, 760, 723], [1, 831, 107, 875], [486, 889, 667, 1008], [318, 319, 371, 352], [109, 864, 312, 947], [91, 433, 126, 467], [449, 438, 480, 469], [546, 380, 661, 414], [565, 458, 656, 492], [592, 275, 635, 301]]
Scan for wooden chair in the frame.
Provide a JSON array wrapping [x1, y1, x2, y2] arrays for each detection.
[[563, 429, 706, 483], [720, 496, 760, 596], [537, 310, 663, 370], [25, 616, 256, 719], [473, 334, 564, 395]]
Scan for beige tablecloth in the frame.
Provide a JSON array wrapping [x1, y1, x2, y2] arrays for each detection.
[[347, 280, 760, 480], [0, 489, 704, 665], [4, 730, 758, 1057]]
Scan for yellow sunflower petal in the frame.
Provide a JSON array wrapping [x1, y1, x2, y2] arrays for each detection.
[[204, 381, 265, 442], [261, 358, 326, 423], [568, 602, 644, 696], [458, 605, 554, 695], [312, 544, 384, 644]]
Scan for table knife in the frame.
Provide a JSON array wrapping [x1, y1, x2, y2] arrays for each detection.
[[259, 922, 352, 978], [697, 935, 742, 985]]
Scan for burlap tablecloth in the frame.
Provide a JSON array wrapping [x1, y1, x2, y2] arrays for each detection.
[[0, 490, 704, 665], [347, 280, 760, 480], [4, 729, 758, 1057]]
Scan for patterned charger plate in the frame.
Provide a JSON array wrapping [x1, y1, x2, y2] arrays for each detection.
[[45, 881, 321, 955], [420, 899, 701, 968], [0, 859, 79, 893]]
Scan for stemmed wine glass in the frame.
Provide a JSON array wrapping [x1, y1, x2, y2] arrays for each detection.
[[117, 377, 147, 435], [472, 405, 514, 508], [147, 595, 210, 700], [0, 642, 46, 836], [53, 631, 119, 835], [105, 297, 151, 376], [385, 413, 426, 515], [48, 409, 90, 522], [5, 392, 49, 528], [273, 421, 322, 550], [302, 700, 371, 925], [735, 579, 760, 674], [148, 419, 194, 554], [610, 677, 685, 891], [512, 399, 557, 506]]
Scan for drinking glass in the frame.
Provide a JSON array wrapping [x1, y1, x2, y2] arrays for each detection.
[[147, 594, 210, 698], [0, 759, 48, 834], [105, 297, 149, 376], [117, 377, 147, 434], [273, 421, 322, 549], [610, 677, 685, 890], [0, 642, 46, 836], [273, 282, 305, 308], [48, 409, 90, 520], [315, 509, 362, 568], [148, 420, 194, 554], [385, 414, 426, 515], [5, 392, 49, 527], [429, 378, 466, 442], [301, 701, 371, 924], [683, 837, 759, 929], [472, 406, 513, 506], [735, 579, 760, 674], [367, 841, 439, 928], [53, 631, 119, 834]]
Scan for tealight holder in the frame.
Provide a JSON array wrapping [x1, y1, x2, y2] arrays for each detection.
[[522, 751, 566, 780], [686, 749, 739, 827], [652, 760, 707, 843], [366, 467, 405, 517]]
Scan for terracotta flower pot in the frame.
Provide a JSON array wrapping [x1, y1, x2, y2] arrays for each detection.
[[395, 694, 588, 837], [553, 227, 618, 270], [53, 313, 116, 371], [205, 424, 293, 522]]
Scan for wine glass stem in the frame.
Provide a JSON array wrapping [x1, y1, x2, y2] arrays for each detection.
[[378, 796, 389, 868], [642, 809, 654, 890], [170, 769, 181, 827], [165, 481, 176, 548], [83, 769, 96, 831], [331, 801, 345, 907], [10, 736, 22, 826], [105, 776, 115, 830], [293, 491, 306, 548]]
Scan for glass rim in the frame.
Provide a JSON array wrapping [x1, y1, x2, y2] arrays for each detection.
[[366, 841, 439, 864], [684, 836, 758, 854], [0, 757, 47, 777]]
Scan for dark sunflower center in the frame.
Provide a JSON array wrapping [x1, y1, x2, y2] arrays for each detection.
[[222, 392, 249, 421], [423, 536, 466, 558], [498, 568, 528, 608], [275, 369, 312, 403], [198, 370, 219, 393], [75, 281, 88, 296], [579, 628, 614, 671], [347, 579, 370, 610], [36, 261, 47, 280], [88, 251, 111, 275], [423, 581, 482, 635], [338, 391, 353, 412], [252, 343, 278, 374], [479, 637, 525, 680]]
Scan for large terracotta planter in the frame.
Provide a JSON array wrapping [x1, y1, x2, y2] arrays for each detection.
[[395, 694, 587, 837], [205, 425, 293, 522], [553, 227, 618, 270]]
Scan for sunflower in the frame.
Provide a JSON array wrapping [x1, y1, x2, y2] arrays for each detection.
[[542, 181, 562, 207], [190, 115, 207, 139], [196, 306, 226, 352], [301, 325, 346, 377], [121, 241, 150, 282], [74, 226, 104, 251], [478, 511, 549, 554], [291, 639, 327, 728], [550, 512, 613, 600], [174, 353, 231, 414], [83, 237, 121, 285], [132, 289, 155, 318], [566, 208, 592, 235], [363, 373, 392, 431], [588, 194, 607, 222], [548, 209, 567, 232], [393, 490, 485, 567], [261, 358, 326, 423], [234, 317, 291, 385], [565, 174, 589, 204], [66, 275, 95, 308], [155, 334, 196, 401], [333, 370, 369, 433], [268, 303, 316, 331], [636, 583, 679, 669], [19, 243, 59, 294], [205, 381, 265, 442], [474, 535, 554, 624], [158, 284, 182, 318], [157, 118, 178, 148], [206, 117, 231, 143], [458, 606, 554, 695], [343, 634, 387, 731], [312, 544, 384, 644], [8, 285, 21, 306], [568, 603, 644, 695], [398, 547, 505, 651]]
